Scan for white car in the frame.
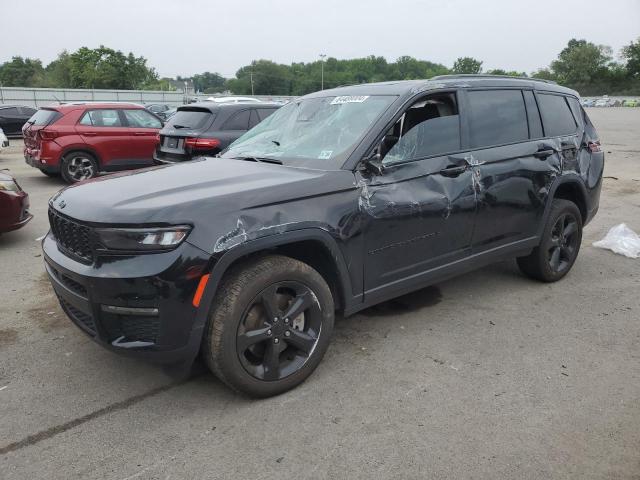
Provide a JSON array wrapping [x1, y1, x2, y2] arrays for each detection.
[[206, 96, 262, 104], [0, 127, 8, 152]]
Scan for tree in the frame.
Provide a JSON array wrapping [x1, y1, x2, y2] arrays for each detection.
[[485, 69, 527, 77], [452, 57, 482, 74], [0, 56, 46, 87], [621, 37, 640, 78], [192, 72, 226, 93], [550, 39, 612, 88]]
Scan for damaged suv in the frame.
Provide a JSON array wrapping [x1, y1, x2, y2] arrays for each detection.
[[43, 76, 603, 397]]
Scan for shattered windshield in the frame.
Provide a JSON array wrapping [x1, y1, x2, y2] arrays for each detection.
[[221, 95, 396, 166]]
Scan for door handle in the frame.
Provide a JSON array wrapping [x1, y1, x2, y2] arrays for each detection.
[[83, 132, 97, 136], [133, 132, 147, 136], [534, 143, 557, 159], [439, 165, 467, 177]]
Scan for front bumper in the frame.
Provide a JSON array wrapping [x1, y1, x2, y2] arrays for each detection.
[[43, 233, 212, 364]]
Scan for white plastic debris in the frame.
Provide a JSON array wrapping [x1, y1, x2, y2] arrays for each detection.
[[593, 224, 640, 258]]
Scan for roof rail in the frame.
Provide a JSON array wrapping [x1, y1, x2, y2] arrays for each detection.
[[430, 74, 557, 85]]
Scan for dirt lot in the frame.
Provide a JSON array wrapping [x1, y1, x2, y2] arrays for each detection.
[[1, 108, 639, 479]]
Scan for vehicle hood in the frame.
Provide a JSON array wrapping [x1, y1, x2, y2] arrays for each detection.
[[49, 158, 357, 253]]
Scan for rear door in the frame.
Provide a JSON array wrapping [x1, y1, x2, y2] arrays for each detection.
[[121, 109, 162, 163], [462, 88, 559, 252], [75, 109, 131, 167]]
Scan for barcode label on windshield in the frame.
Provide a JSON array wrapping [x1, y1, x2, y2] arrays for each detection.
[[330, 96, 369, 105]]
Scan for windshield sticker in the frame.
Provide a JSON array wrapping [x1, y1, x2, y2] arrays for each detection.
[[330, 95, 369, 105], [318, 150, 333, 159]]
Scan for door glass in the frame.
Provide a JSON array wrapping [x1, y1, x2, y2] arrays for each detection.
[[537, 93, 577, 136], [123, 109, 162, 128], [383, 93, 460, 164], [249, 109, 260, 128], [223, 110, 250, 130], [86, 110, 123, 127], [467, 90, 528, 148]]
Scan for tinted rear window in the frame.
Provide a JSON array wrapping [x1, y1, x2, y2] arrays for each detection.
[[166, 109, 213, 130], [467, 90, 529, 148], [537, 93, 577, 137], [27, 109, 62, 126]]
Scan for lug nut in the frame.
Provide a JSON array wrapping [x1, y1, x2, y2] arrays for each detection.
[[274, 338, 280, 344], [284, 318, 289, 324], [273, 317, 279, 322], [267, 329, 272, 336], [284, 331, 291, 337]]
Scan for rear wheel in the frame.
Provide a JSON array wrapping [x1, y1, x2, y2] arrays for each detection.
[[202, 255, 334, 397], [517, 199, 582, 282], [61, 151, 98, 183]]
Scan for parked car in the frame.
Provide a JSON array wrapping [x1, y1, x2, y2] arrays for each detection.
[[145, 103, 174, 120], [0, 127, 8, 151], [594, 98, 614, 107], [0, 169, 32, 234], [0, 105, 37, 136], [580, 98, 596, 107], [206, 96, 262, 104], [43, 76, 603, 397], [622, 99, 638, 107], [22, 102, 163, 183], [154, 102, 280, 164]]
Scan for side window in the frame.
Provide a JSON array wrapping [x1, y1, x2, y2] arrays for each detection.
[[383, 93, 460, 164], [123, 109, 162, 128], [249, 109, 260, 128], [84, 109, 122, 127], [537, 93, 577, 137], [467, 90, 529, 148], [523, 90, 543, 139], [0, 107, 20, 117], [257, 108, 277, 122], [79, 112, 93, 126], [223, 110, 250, 130], [566, 97, 584, 129]]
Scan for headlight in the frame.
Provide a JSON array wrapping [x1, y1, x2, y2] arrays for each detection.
[[95, 226, 191, 252], [0, 180, 20, 192]]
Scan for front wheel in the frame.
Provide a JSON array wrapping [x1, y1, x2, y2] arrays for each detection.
[[517, 199, 583, 282], [61, 151, 98, 184], [202, 255, 334, 397]]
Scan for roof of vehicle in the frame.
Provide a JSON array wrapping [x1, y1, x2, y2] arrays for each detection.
[[44, 102, 146, 111], [0, 104, 33, 109], [176, 102, 282, 113], [305, 75, 578, 98]]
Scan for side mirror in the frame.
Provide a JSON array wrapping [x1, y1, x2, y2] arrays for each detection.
[[360, 151, 384, 175]]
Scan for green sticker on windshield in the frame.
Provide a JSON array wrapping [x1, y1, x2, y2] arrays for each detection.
[[318, 150, 333, 159], [330, 96, 369, 105]]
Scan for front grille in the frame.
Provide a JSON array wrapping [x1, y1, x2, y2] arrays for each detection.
[[48, 208, 94, 263], [57, 295, 96, 335]]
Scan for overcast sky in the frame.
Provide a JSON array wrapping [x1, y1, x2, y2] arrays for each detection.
[[1, 0, 638, 78]]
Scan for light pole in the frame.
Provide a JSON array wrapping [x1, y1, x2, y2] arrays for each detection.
[[319, 54, 326, 90]]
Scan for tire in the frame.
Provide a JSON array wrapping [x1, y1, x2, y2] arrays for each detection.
[[40, 170, 59, 178], [202, 255, 334, 397], [61, 151, 99, 184], [517, 199, 583, 282]]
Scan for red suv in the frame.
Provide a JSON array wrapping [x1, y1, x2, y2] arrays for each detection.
[[23, 103, 163, 183]]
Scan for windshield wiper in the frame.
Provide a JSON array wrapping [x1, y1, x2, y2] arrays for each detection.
[[172, 124, 191, 129], [233, 156, 283, 165], [271, 140, 280, 146]]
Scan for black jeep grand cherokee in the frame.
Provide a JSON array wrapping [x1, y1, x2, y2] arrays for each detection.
[[43, 76, 603, 397]]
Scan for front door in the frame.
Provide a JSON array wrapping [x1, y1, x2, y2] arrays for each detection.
[[361, 91, 477, 301], [121, 109, 163, 164], [75, 109, 131, 167]]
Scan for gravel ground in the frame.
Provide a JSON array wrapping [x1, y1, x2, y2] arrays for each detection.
[[0, 108, 639, 479]]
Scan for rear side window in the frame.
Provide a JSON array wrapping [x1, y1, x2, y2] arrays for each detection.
[[123, 109, 162, 128], [566, 97, 584, 129], [467, 90, 529, 148], [166, 109, 212, 130], [79, 109, 122, 127], [0, 107, 20, 116], [223, 110, 250, 130], [27, 109, 62, 126], [537, 93, 577, 137], [257, 108, 278, 121], [523, 90, 543, 139]]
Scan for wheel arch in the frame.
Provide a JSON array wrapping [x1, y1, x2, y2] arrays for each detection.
[[539, 175, 589, 238], [199, 229, 355, 320], [61, 146, 102, 167]]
